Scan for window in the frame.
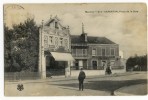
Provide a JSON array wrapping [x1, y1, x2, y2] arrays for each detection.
[[72, 49, 76, 56], [77, 49, 83, 56], [82, 49, 87, 56], [49, 36, 53, 45], [97, 47, 101, 56], [64, 39, 68, 48], [55, 37, 58, 47], [102, 48, 105, 56], [44, 35, 48, 48], [59, 38, 63, 46], [111, 48, 115, 56], [92, 48, 96, 56]]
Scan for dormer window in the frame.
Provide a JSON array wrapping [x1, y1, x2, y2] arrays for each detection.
[[55, 22, 59, 29]]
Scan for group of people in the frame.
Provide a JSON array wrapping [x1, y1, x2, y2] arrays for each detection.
[[105, 63, 112, 75], [102, 62, 112, 75]]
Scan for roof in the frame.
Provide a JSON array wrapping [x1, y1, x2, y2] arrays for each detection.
[[71, 35, 116, 44], [44, 16, 65, 28]]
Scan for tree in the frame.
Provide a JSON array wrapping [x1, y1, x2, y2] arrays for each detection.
[[4, 25, 13, 72], [4, 18, 39, 72], [126, 54, 147, 71]]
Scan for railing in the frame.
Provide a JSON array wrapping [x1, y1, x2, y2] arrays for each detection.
[[4, 70, 65, 80], [72, 54, 88, 57], [91, 55, 116, 57]]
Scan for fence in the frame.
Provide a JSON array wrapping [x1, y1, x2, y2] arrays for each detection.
[[4, 72, 41, 80], [5, 67, 125, 80]]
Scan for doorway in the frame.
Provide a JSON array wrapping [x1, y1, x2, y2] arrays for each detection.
[[75, 61, 79, 70], [46, 56, 65, 76], [92, 60, 97, 69]]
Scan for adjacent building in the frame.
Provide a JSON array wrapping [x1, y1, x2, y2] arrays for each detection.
[[71, 24, 122, 70]]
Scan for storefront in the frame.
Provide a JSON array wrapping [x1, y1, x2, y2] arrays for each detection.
[[38, 16, 74, 79], [48, 52, 74, 77]]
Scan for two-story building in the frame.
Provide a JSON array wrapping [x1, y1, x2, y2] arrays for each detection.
[[38, 16, 74, 78], [71, 24, 121, 70]]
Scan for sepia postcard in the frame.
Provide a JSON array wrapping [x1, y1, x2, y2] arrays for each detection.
[[4, 3, 147, 96]]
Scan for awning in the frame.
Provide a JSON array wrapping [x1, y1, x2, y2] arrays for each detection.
[[50, 52, 75, 61]]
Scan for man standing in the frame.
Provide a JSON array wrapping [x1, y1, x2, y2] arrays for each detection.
[[78, 68, 86, 91]]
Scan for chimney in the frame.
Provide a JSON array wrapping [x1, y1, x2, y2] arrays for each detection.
[[81, 23, 87, 42], [84, 33, 87, 42]]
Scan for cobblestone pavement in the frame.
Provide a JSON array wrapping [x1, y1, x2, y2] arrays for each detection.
[[4, 72, 147, 96]]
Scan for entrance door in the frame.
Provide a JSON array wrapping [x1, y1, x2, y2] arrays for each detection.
[[83, 60, 87, 69], [75, 61, 79, 70], [46, 56, 65, 76], [92, 61, 97, 69]]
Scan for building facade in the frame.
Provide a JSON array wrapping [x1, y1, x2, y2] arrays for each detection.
[[39, 16, 74, 78], [71, 24, 122, 70]]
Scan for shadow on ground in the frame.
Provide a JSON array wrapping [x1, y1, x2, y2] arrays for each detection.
[[50, 79, 147, 95]]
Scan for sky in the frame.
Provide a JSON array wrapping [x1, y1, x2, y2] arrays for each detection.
[[4, 3, 147, 59]]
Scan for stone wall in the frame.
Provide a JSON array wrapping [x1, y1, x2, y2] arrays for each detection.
[[70, 69, 126, 77]]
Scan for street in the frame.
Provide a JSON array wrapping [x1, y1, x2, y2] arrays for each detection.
[[5, 72, 147, 96]]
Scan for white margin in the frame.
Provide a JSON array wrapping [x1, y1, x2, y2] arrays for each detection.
[[0, 0, 147, 100]]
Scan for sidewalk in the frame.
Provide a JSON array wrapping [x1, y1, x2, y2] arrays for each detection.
[[114, 83, 148, 96], [5, 71, 142, 84], [4, 71, 147, 96]]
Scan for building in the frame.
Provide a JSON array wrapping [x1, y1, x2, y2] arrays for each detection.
[[39, 16, 124, 78], [71, 24, 122, 70], [38, 16, 74, 78]]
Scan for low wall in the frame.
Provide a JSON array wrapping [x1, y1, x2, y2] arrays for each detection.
[[5, 69, 126, 80], [70, 69, 126, 77], [4, 72, 41, 80]]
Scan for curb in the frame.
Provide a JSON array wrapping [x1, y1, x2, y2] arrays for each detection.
[[114, 83, 147, 96], [114, 88, 134, 96]]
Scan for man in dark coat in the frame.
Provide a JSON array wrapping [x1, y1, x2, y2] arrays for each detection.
[[78, 68, 86, 91]]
